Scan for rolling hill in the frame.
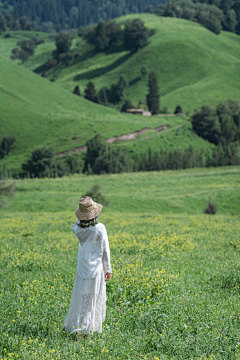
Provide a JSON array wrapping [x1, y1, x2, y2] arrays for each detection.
[[47, 14, 240, 113], [0, 54, 213, 172], [2, 13, 240, 172]]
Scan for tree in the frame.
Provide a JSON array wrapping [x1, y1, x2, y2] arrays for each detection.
[[141, 66, 148, 75], [192, 105, 221, 144], [105, 20, 123, 46], [5, 13, 16, 30], [0, 12, 7, 33], [98, 87, 108, 105], [0, 136, 16, 156], [22, 148, 54, 178], [84, 134, 107, 171], [123, 19, 149, 51], [84, 82, 98, 103], [198, 11, 222, 34], [11, 39, 36, 63], [19, 16, 31, 30], [146, 72, 160, 115], [94, 21, 109, 52], [53, 32, 72, 58], [174, 105, 182, 114], [121, 99, 134, 112], [73, 85, 81, 96]]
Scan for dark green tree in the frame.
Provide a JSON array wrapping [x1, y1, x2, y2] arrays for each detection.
[[22, 148, 54, 178], [84, 82, 98, 103], [98, 87, 108, 104], [105, 20, 123, 46], [192, 105, 221, 144], [84, 134, 107, 171], [73, 85, 81, 96], [11, 39, 35, 63], [0, 136, 16, 156], [0, 12, 7, 33], [174, 105, 182, 114], [146, 72, 160, 115], [121, 99, 134, 112], [123, 18, 149, 51], [53, 32, 72, 57], [94, 21, 109, 52]]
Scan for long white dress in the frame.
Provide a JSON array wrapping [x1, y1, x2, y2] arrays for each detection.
[[63, 221, 112, 335]]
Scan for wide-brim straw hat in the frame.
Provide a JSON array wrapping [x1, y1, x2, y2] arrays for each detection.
[[75, 196, 102, 221]]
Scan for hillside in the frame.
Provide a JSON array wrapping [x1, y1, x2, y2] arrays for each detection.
[[0, 54, 213, 172], [2, 14, 240, 172], [46, 14, 240, 113]]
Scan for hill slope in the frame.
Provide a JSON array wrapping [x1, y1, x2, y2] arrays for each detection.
[[0, 55, 213, 171], [46, 14, 240, 113]]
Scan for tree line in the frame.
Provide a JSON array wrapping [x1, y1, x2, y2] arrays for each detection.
[[0, 0, 166, 32], [154, 0, 240, 35]]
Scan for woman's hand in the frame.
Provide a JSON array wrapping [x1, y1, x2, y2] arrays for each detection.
[[105, 272, 111, 282]]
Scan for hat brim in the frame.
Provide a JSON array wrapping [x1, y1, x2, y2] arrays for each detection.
[[75, 201, 102, 221]]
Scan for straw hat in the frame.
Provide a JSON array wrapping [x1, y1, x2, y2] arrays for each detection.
[[75, 196, 102, 221]]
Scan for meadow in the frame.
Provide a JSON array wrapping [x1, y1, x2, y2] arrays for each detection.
[[0, 167, 240, 359]]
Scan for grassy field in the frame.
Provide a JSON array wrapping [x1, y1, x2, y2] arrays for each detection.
[[0, 167, 240, 359]]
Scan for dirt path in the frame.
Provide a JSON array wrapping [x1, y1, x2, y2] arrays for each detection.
[[55, 124, 170, 158]]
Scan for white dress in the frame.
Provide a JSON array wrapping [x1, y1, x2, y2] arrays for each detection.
[[63, 221, 112, 335]]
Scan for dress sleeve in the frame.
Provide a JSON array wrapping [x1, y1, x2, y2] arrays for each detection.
[[72, 219, 81, 235], [102, 226, 112, 274]]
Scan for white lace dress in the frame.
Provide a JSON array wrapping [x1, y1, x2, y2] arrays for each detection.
[[63, 221, 112, 335]]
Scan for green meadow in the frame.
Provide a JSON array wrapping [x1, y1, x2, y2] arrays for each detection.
[[0, 167, 240, 359]]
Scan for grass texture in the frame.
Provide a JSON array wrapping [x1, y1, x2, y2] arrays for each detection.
[[48, 15, 240, 113], [0, 54, 213, 172], [0, 167, 240, 359]]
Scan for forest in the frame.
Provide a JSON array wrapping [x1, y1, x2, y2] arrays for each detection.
[[0, 0, 239, 34], [0, 0, 166, 31]]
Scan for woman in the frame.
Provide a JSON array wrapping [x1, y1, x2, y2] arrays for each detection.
[[63, 196, 112, 339]]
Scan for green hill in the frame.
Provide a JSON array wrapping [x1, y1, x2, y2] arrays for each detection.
[[0, 55, 213, 172], [2, 13, 240, 172], [46, 14, 240, 113]]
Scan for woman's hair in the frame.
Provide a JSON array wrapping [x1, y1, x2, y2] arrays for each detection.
[[78, 215, 99, 228]]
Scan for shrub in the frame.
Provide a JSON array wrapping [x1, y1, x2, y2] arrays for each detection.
[[204, 198, 217, 215], [121, 99, 134, 112], [73, 85, 81, 96], [174, 105, 182, 114], [0, 136, 16, 156], [84, 184, 109, 206], [141, 66, 147, 75]]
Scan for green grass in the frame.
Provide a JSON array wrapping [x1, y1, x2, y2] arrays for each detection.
[[0, 167, 240, 359], [45, 15, 240, 113], [0, 54, 213, 172], [1, 15, 240, 171]]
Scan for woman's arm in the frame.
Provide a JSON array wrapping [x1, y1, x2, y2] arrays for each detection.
[[102, 226, 112, 276]]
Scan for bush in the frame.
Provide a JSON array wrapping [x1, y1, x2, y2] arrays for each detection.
[[141, 66, 147, 75], [0, 136, 16, 156], [121, 99, 134, 112], [73, 85, 81, 96], [174, 105, 182, 114], [84, 184, 109, 206], [204, 198, 217, 215], [22, 147, 54, 178], [0, 180, 16, 208]]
